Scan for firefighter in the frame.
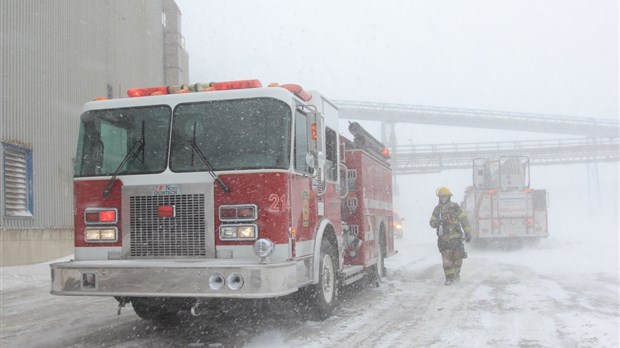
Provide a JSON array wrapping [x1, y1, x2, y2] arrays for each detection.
[[429, 186, 472, 286]]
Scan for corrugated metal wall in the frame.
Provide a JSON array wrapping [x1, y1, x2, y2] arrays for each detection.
[[0, 0, 189, 265]]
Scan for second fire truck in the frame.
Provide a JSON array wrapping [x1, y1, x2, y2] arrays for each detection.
[[462, 156, 549, 247], [50, 79, 395, 320]]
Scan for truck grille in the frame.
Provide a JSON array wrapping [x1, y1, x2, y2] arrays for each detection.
[[129, 194, 206, 257]]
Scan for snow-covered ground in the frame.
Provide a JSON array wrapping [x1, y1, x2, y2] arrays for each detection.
[[1, 227, 617, 348]]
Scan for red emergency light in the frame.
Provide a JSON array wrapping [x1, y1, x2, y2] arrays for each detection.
[[127, 86, 168, 97], [211, 79, 262, 91], [280, 84, 312, 101], [125, 79, 313, 102], [126, 79, 262, 98], [311, 123, 318, 140]]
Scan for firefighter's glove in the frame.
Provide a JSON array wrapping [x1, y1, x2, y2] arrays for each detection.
[[465, 234, 472, 243]]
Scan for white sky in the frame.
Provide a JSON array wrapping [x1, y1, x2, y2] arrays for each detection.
[[175, 0, 619, 120]]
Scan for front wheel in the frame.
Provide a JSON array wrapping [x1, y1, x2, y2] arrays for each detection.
[[308, 238, 338, 320], [131, 299, 177, 322]]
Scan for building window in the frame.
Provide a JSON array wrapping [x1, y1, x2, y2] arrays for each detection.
[[2, 143, 33, 217]]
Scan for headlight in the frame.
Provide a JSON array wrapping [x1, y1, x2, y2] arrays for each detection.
[[253, 238, 275, 258], [85, 228, 118, 242], [237, 226, 255, 238], [219, 224, 257, 240]]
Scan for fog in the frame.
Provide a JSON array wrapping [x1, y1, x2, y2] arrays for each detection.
[[176, 0, 618, 118], [1, 1, 617, 347]]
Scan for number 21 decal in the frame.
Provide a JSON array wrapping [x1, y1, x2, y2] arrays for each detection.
[[269, 194, 287, 212]]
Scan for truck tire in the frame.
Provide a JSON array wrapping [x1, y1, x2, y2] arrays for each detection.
[[132, 299, 177, 321], [372, 239, 385, 287], [308, 238, 338, 320]]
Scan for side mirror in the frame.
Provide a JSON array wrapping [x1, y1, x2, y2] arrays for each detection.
[[317, 151, 326, 167], [305, 152, 315, 169]]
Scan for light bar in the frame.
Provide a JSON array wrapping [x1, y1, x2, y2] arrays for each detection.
[[127, 86, 168, 97], [126, 79, 262, 98], [211, 79, 262, 90], [125, 79, 312, 100]]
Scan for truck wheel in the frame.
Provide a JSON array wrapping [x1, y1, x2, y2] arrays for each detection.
[[372, 240, 385, 287], [309, 238, 338, 320], [132, 300, 177, 321]]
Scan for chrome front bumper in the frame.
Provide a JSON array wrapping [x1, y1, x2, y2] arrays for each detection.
[[50, 259, 298, 298]]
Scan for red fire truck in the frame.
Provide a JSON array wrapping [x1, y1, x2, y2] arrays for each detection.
[[50, 79, 395, 320], [462, 156, 549, 247]]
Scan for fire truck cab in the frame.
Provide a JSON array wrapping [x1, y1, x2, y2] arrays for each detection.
[[462, 156, 549, 247], [50, 79, 395, 320]]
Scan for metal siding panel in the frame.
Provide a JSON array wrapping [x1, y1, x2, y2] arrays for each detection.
[[1, 0, 168, 230]]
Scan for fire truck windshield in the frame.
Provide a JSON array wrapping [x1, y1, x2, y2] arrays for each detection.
[[170, 98, 291, 172], [74, 105, 171, 177]]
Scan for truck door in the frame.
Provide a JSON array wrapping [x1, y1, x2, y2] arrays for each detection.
[[290, 106, 321, 259]]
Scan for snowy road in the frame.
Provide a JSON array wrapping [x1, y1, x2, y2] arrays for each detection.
[[1, 235, 618, 348]]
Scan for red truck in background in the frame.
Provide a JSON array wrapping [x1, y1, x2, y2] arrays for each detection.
[[462, 156, 549, 248], [50, 79, 395, 321]]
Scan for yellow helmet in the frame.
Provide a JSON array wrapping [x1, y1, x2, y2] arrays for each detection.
[[436, 186, 452, 197]]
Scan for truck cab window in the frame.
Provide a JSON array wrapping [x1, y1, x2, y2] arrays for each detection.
[[74, 106, 170, 177], [325, 127, 337, 181], [294, 111, 310, 173], [170, 98, 291, 172]]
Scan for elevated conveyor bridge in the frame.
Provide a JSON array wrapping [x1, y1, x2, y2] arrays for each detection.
[[334, 100, 619, 174], [392, 137, 619, 174], [335, 101, 619, 138]]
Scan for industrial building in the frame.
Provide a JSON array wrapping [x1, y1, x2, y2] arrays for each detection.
[[0, 0, 189, 265]]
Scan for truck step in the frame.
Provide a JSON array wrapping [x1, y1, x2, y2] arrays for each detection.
[[341, 265, 364, 277], [340, 265, 365, 285]]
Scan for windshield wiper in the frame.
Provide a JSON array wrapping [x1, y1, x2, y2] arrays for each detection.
[[102, 121, 145, 197], [188, 122, 231, 193]]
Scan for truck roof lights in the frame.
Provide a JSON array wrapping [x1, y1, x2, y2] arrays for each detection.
[[211, 79, 262, 90], [127, 86, 168, 97], [125, 79, 314, 102], [126, 79, 262, 98], [279, 84, 312, 101]]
